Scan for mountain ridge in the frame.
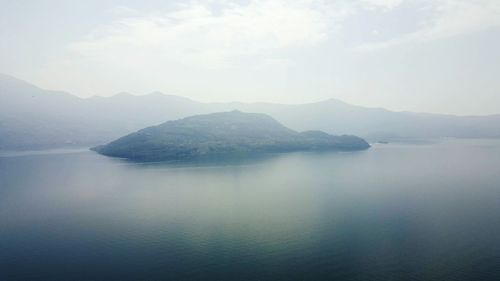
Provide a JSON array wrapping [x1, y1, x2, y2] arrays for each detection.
[[1, 74, 500, 150]]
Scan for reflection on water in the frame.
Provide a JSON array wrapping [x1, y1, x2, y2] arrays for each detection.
[[1, 139, 500, 281]]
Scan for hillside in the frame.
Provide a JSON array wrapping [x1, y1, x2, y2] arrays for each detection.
[[92, 111, 370, 161], [1, 73, 500, 150]]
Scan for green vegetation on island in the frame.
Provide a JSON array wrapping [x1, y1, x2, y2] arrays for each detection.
[[92, 111, 370, 161]]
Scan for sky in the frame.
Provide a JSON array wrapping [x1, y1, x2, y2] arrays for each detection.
[[1, 0, 499, 115]]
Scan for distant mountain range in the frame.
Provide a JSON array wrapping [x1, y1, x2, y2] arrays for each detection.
[[1, 73, 500, 150], [93, 111, 370, 161]]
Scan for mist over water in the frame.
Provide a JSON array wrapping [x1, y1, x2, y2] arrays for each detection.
[[1, 139, 500, 281]]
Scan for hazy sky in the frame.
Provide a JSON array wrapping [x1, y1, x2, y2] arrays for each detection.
[[1, 0, 499, 115]]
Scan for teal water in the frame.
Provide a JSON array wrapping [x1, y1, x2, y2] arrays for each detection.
[[1, 139, 500, 280]]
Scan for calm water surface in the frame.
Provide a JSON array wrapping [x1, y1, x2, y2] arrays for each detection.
[[1, 139, 500, 281]]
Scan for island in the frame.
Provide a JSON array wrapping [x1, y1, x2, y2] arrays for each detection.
[[91, 111, 370, 161]]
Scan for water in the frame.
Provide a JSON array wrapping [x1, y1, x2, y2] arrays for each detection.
[[1, 139, 500, 281]]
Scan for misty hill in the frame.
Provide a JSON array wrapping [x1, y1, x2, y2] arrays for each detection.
[[1, 73, 500, 150], [0, 74, 209, 149], [228, 99, 500, 142], [92, 111, 370, 161]]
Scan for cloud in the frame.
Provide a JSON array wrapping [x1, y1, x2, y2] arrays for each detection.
[[355, 0, 500, 51], [361, 0, 403, 11], [37, 0, 500, 99], [68, 0, 336, 69]]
